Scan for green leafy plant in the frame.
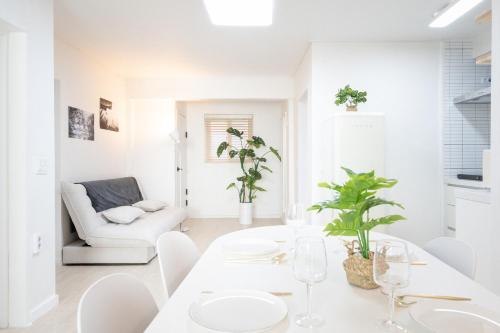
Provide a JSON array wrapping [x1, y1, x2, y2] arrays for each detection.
[[217, 127, 281, 203], [309, 167, 405, 259], [335, 85, 367, 109]]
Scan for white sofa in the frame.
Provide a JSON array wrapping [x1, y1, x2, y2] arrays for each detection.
[[61, 178, 187, 264]]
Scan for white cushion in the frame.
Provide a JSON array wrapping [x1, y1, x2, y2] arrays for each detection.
[[133, 200, 167, 212], [86, 207, 188, 248], [61, 182, 106, 240], [102, 206, 145, 224]]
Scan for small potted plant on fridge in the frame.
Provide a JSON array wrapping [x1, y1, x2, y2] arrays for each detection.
[[335, 85, 367, 112], [309, 167, 405, 289], [217, 128, 281, 225]]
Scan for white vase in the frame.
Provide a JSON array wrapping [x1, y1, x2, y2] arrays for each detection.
[[239, 202, 253, 225]]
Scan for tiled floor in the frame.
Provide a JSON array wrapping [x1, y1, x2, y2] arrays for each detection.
[[2, 218, 281, 333]]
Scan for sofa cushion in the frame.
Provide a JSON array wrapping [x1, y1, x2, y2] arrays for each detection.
[[79, 177, 143, 213], [61, 182, 107, 240], [86, 207, 188, 248], [132, 200, 167, 212], [102, 206, 146, 224]]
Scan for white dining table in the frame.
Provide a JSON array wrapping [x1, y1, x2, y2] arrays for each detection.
[[145, 225, 500, 332]]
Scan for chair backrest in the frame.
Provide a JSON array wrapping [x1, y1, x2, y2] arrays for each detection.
[[157, 231, 200, 298], [77, 273, 158, 333], [423, 237, 476, 279]]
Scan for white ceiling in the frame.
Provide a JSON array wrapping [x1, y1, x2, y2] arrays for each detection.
[[54, 0, 491, 78]]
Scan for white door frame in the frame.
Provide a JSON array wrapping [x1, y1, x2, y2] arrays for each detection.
[[174, 102, 188, 209], [0, 28, 30, 328], [0, 30, 9, 330]]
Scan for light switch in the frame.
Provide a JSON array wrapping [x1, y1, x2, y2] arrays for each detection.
[[32, 233, 42, 255], [34, 156, 49, 175]]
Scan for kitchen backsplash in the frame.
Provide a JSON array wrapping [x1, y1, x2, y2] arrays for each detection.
[[443, 40, 491, 178]]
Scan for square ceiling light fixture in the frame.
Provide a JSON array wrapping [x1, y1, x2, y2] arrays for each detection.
[[429, 0, 483, 27], [203, 0, 274, 26]]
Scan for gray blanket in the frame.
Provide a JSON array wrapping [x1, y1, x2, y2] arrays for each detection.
[[79, 177, 143, 212]]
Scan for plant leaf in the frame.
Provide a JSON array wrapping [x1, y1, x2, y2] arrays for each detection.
[[216, 142, 229, 157], [261, 165, 272, 173], [248, 136, 266, 148], [227, 127, 243, 138], [359, 215, 406, 231], [269, 146, 281, 161], [228, 150, 238, 158]]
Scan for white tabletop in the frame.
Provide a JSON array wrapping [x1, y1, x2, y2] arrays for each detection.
[[145, 225, 500, 333]]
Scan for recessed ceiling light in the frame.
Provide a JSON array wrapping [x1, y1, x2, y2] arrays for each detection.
[[429, 0, 483, 28], [203, 0, 274, 26]]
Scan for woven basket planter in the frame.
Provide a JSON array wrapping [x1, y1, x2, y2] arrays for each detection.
[[342, 241, 388, 289], [343, 252, 379, 289]]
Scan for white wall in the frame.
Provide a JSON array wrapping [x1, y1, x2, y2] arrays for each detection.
[[185, 101, 284, 218], [128, 99, 177, 205], [298, 42, 443, 245], [54, 38, 128, 261], [489, 1, 500, 295], [0, 29, 8, 328], [55, 39, 128, 182], [0, 0, 56, 326], [127, 76, 293, 100]]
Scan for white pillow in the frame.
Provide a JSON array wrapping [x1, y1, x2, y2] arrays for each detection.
[[132, 200, 167, 212], [102, 206, 145, 224]]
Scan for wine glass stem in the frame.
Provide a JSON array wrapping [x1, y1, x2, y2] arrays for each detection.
[[388, 288, 395, 323], [306, 283, 312, 318]]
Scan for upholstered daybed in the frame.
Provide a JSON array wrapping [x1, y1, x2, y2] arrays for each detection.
[[61, 177, 187, 264]]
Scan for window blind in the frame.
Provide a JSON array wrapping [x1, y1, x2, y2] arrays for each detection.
[[205, 114, 253, 162]]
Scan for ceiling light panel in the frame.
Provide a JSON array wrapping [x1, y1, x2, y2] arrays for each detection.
[[429, 0, 483, 28], [204, 0, 274, 26]]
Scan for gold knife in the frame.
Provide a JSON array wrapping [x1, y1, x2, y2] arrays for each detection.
[[402, 294, 471, 301]]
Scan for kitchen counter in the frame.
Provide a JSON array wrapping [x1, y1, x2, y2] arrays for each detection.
[[446, 177, 490, 189]]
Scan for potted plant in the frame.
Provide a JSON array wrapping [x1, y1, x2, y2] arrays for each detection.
[[217, 128, 281, 225], [335, 85, 367, 112], [309, 167, 405, 289]]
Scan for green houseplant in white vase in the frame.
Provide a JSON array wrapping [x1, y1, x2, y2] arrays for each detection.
[[309, 167, 405, 289], [335, 85, 367, 112], [217, 127, 281, 225]]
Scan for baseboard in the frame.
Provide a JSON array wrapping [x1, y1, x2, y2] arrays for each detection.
[[30, 294, 58, 323]]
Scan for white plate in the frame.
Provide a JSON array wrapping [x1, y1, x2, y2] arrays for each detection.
[[410, 301, 500, 333], [223, 239, 280, 257], [189, 289, 288, 333]]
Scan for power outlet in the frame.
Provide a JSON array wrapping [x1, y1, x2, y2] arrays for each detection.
[[33, 156, 49, 175], [32, 233, 42, 255]]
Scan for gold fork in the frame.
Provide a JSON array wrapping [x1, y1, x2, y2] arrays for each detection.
[[396, 295, 471, 307]]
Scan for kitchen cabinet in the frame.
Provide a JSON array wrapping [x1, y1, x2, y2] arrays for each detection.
[[444, 181, 489, 237], [455, 188, 493, 291]]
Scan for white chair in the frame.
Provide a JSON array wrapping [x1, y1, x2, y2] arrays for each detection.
[[423, 237, 476, 279], [77, 273, 158, 333], [157, 231, 200, 298]]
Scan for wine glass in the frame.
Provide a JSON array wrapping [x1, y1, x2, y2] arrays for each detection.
[[293, 237, 328, 328], [285, 203, 306, 251], [373, 239, 410, 332]]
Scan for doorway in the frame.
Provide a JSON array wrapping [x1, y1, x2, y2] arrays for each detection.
[[174, 102, 188, 211], [182, 100, 285, 219]]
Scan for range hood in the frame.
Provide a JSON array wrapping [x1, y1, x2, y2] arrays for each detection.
[[454, 86, 491, 104]]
